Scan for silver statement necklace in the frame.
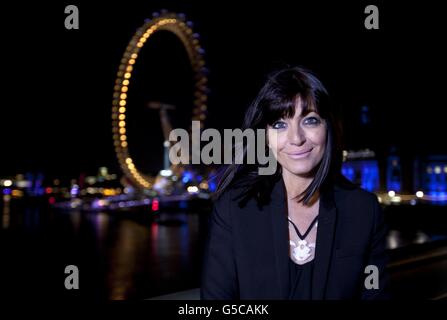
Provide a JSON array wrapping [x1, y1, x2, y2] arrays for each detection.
[[288, 216, 318, 261]]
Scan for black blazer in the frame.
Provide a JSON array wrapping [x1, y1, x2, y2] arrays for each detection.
[[201, 177, 389, 300]]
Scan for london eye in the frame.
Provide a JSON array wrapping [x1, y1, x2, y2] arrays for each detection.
[[111, 12, 210, 197]]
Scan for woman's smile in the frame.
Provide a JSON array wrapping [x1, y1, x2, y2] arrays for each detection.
[[285, 148, 313, 159]]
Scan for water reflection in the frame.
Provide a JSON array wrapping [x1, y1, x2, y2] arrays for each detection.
[[108, 220, 148, 299], [69, 210, 82, 235], [1, 197, 445, 300], [2, 195, 10, 229], [387, 229, 441, 249], [88, 211, 109, 249], [24, 206, 40, 231]]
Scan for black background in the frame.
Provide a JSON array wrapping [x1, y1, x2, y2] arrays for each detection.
[[1, 0, 446, 180]]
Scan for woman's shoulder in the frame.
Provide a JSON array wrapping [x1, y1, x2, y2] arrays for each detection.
[[212, 183, 246, 207], [332, 182, 386, 235], [211, 188, 232, 207]]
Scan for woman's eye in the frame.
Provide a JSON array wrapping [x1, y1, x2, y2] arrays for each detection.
[[303, 116, 321, 126], [272, 121, 287, 129]]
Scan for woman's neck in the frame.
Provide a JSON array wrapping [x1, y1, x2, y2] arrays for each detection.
[[281, 169, 314, 200]]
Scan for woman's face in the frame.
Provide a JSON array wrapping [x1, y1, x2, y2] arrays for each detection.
[[267, 97, 327, 178]]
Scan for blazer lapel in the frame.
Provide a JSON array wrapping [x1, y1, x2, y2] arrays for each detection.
[[269, 177, 290, 299], [311, 185, 337, 299]]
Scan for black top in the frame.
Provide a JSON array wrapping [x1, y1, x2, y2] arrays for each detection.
[[288, 258, 314, 299], [201, 178, 390, 299]]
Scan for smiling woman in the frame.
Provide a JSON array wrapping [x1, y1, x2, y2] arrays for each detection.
[[213, 66, 340, 206], [201, 66, 390, 300]]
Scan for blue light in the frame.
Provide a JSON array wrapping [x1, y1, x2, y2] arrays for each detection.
[[208, 181, 217, 192], [179, 201, 187, 209], [342, 165, 355, 182], [70, 185, 79, 197], [360, 105, 370, 125], [422, 161, 447, 198], [386, 156, 402, 192], [342, 160, 380, 192], [182, 171, 193, 184]]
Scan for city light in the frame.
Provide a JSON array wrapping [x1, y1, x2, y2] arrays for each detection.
[[11, 189, 23, 198], [3, 179, 12, 187], [70, 184, 80, 197], [187, 186, 199, 193], [416, 191, 424, 198], [199, 181, 209, 190], [388, 190, 396, 197], [160, 169, 172, 177], [151, 198, 159, 211]]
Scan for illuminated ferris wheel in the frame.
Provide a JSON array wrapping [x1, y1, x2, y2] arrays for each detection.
[[111, 11, 208, 190]]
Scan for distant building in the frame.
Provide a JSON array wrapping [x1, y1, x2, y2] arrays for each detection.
[[386, 152, 402, 193], [414, 155, 447, 198], [341, 149, 380, 192]]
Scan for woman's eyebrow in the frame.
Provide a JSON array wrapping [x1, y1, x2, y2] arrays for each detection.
[[301, 110, 318, 117]]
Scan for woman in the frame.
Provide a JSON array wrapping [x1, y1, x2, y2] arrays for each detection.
[[201, 66, 389, 300]]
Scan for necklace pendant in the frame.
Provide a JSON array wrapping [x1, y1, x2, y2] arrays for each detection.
[[292, 240, 312, 261], [298, 240, 307, 248]]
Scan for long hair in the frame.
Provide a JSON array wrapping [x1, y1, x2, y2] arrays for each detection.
[[214, 66, 347, 207]]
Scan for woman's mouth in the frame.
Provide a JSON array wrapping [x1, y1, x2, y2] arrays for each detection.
[[286, 148, 313, 159]]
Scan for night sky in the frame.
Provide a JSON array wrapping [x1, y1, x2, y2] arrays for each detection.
[[2, 1, 446, 180]]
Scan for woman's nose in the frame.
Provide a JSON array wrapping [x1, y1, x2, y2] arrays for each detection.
[[288, 125, 305, 146]]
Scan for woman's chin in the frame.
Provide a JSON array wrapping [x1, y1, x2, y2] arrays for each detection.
[[282, 164, 315, 177]]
